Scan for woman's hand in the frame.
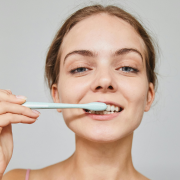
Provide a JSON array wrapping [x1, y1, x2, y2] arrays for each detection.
[[0, 89, 40, 178]]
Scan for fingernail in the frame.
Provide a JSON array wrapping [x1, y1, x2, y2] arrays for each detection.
[[32, 110, 41, 115], [16, 95, 27, 100]]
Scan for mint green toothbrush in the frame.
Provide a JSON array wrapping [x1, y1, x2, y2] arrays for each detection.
[[22, 102, 107, 111]]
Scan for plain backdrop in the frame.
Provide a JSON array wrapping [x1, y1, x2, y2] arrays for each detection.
[[0, 0, 180, 179]]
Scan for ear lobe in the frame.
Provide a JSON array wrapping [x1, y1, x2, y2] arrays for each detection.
[[144, 82, 155, 112], [51, 84, 62, 113]]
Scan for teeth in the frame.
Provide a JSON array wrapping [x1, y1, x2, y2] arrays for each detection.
[[110, 105, 115, 112], [87, 110, 116, 115], [106, 105, 111, 111], [86, 104, 121, 114], [105, 105, 120, 112]]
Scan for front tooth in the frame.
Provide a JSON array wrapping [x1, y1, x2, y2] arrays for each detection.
[[110, 105, 115, 112], [106, 105, 111, 111]]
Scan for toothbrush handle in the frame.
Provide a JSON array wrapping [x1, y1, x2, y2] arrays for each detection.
[[22, 102, 82, 109], [22, 102, 107, 111]]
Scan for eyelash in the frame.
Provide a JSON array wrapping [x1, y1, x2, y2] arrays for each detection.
[[70, 66, 139, 74]]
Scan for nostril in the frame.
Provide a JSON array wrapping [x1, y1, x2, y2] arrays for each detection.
[[96, 86, 101, 90]]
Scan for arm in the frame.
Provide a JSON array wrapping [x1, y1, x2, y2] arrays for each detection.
[[0, 89, 40, 179]]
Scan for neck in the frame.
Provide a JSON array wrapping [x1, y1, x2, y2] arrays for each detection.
[[67, 133, 137, 180]]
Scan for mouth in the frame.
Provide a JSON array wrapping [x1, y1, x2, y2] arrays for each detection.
[[83, 101, 124, 116]]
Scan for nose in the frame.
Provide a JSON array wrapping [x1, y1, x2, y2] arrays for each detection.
[[90, 68, 118, 93]]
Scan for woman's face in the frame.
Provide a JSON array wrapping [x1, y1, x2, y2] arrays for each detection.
[[52, 13, 155, 142]]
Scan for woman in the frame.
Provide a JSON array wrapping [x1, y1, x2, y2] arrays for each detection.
[[1, 4, 157, 180]]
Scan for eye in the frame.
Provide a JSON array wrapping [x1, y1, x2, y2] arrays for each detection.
[[70, 67, 89, 74], [119, 66, 139, 73], [70, 66, 139, 74]]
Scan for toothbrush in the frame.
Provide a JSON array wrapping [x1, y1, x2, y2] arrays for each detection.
[[22, 102, 107, 111]]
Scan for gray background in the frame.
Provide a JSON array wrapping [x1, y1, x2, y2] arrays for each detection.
[[0, 0, 180, 179]]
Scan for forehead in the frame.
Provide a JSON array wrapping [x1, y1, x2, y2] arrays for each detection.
[[60, 13, 146, 61]]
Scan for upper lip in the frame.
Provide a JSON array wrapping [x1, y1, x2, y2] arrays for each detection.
[[96, 101, 124, 109]]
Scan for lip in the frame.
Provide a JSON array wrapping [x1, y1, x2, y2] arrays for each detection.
[[84, 111, 122, 121]]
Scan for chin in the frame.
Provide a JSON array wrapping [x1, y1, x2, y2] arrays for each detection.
[[69, 119, 136, 143], [80, 128, 130, 143]]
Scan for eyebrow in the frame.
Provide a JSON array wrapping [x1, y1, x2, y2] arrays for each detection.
[[63, 48, 143, 65]]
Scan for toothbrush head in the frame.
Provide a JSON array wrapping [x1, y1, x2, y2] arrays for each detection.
[[83, 102, 107, 111]]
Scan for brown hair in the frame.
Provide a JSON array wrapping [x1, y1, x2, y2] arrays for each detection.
[[45, 4, 158, 92]]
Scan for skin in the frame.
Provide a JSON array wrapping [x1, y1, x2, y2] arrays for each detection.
[[51, 13, 154, 179], [2, 13, 154, 180]]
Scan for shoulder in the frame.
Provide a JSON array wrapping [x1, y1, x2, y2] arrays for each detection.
[[2, 161, 68, 180], [2, 169, 27, 180], [135, 170, 150, 180], [2, 165, 64, 180], [2, 168, 45, 180]]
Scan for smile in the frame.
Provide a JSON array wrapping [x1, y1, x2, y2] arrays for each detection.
[[83, 103, 124, 121]]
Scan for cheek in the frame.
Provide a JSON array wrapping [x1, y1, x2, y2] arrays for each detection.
[[121, 77, 148, 127], [58, 77, 89, 103], [57, 76, 89, 128], [120, 76, 148, 104], [113, 78, 148, 135]]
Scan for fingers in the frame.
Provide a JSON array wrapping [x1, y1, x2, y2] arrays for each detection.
[[0, 102, 40, 118], [0, 89, 40, 127], [0, 89, 12, 95], [0, 113, 37, 127], [0, 89, 27, 105]]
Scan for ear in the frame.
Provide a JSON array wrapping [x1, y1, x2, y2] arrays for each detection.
[[144, 82, 155, 112], [51, 84, 62, 113]]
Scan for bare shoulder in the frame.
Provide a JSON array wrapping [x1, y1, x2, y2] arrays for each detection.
[[2, 169, 27, 180], [2, 168, 48, 180], [135, 171, 150, 180], [2, 157, 71, 180]]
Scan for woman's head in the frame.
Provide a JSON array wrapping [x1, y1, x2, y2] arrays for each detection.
[[45, 5, 157, 142]]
